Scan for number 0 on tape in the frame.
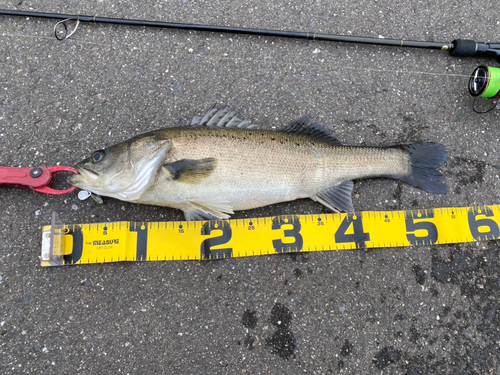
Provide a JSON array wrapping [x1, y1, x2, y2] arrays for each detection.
[[40, 205, 500, 267]]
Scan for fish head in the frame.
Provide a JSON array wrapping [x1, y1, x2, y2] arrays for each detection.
[[70, 135, 172, 201]]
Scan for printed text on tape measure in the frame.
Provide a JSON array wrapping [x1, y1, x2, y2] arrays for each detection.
[[41, 206, 500, 266]]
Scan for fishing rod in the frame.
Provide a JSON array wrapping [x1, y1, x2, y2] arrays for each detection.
[[1, 9, 500, 62], [1, 9, 499, 112]]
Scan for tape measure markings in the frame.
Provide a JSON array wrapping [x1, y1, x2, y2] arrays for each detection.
[[40, 205, 500, 266]]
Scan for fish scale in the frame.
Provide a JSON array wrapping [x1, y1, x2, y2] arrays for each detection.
[[143, 127, 406, 207]]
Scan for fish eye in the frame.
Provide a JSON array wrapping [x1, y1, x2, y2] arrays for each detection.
[[91, 150, 106, 163]]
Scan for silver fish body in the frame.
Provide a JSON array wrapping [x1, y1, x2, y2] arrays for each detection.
[[70, 105, 448, 220]]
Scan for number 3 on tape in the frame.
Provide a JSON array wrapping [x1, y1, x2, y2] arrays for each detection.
[[271, 215, 303, 254]]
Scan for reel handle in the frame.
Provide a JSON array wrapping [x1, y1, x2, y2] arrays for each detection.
[[450, 39, 500, 62]]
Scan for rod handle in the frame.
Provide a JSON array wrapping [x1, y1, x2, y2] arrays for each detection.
[[450, 39, 500, 62]]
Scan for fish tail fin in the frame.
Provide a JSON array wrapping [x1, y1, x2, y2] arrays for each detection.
[[397, 142, 448, 194]]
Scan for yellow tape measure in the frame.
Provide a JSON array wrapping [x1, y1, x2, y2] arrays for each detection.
[[40, 205, 500, 267]]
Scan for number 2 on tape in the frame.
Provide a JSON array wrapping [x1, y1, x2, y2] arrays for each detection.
[[200, 220, 233, 259]]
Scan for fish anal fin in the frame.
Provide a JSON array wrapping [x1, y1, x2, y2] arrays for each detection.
[[183, 200, 234, 221], [313, 181, 354, 213], [164, 158, 217, 184]]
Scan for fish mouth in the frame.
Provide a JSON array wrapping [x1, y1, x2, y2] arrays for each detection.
[[68, 173, 84, 187], [68, 167, 99, 187]]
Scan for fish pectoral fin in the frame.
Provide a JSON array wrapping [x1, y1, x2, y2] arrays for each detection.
[[183, 200, 234, 221], [163, 158, 217, 184], [313, 181, 354, 213]]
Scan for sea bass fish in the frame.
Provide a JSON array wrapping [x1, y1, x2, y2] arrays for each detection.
[[70, 105, 448, 220]]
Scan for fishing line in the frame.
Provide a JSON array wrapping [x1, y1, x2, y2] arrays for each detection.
[[1, 28, 481, 116], [0, 30, 474, 82], [0, 10, 495, 113]]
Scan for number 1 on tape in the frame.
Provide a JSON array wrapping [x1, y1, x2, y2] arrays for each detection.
[[40, 205, 500, 267]]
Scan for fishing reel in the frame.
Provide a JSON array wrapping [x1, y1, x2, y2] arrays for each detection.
[[469, 65, 500, 113]]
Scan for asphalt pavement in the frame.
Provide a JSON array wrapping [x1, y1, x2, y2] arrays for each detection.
[[1, 0, 499, 374]]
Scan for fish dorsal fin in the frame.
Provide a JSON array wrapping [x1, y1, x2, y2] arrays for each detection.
[[186, 104, 254, 128], [184, 200, 234, 221], [185, 105, 343, 144], [313, 181, 354, 213], [282, 116, 312, 132], [283, 117, 343, 146], [300, 122, 343, 145], [163, 158, 217, 184]]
